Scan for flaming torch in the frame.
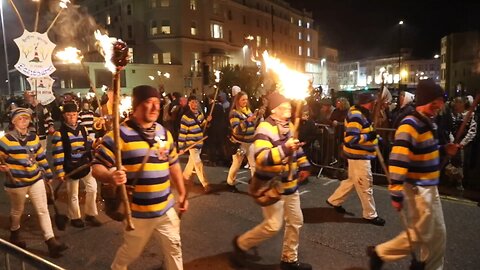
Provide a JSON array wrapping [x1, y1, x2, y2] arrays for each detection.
[[55, 46, 104, 126], [95, 30, 134, 230], [262, 51, 310, 181], [46, 0, 70, 33]]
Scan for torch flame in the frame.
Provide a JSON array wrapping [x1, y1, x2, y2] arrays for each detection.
[[94, 30, 117, 73], [262, 51, 310, 100], [0, 131, 5, 138], [59, 0, 70, 9], [55, 47, 83, 64], [119, 96, 132, 116]]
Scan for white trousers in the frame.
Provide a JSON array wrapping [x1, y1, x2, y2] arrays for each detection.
[[376, 184, 446, 270], [66, 172, 98, 219], [4, 180, 55, 240], [327, 159, 378, 219], [238, 191, 303, 263], [227, 142, 255, 185], [111, 208, 183, 270], [182, 148, 209, 187]]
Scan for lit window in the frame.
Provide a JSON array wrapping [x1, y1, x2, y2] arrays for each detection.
[[161, 20, 171, 34], [153, 53, 159, 64], [163, 52, 171, 64], [128, 48, 134, 63], [210, 23, 223, 39], [307, 34, 310, 42], [307, 47, 311, 57], [151, 20, 158, 35], [298, 32, 302, 40], [191, 22, 197, 35], [190, 0, 197, 10], [191, 52, 200, 74], [298, 46, 302, 56], [306, 22, 310, 28], [298, 19, 302, 27], [106, 15, 111, 25], [160, 0, 169, 7], [256, 36, 261, 47], [265, 37, 268, 47]]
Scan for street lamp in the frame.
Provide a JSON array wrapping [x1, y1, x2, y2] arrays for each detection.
[[398, 20, 404, 88], [434, 54, 440, 59], [0, 0, 11, 96]]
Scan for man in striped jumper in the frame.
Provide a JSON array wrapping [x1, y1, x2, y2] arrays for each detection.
[[326, 92, 386, 226], [92, 85, 187, 270], [79, 101, 95, 139], [178, 95, 211, 193], [52, 102, 101, 228], [368, 79, 460, 270], [20, 91, 54, 149], [232, 92, 311, 270]]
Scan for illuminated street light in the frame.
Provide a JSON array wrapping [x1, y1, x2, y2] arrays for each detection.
[[434, 54, 440, 59], [400, 69, 408, 79], [399, 20, 404, 25], [245, 35, 254, 41]]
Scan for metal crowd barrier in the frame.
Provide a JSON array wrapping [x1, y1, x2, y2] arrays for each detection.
[[0, 238, 65, 270], [306, 123, 395, 182]]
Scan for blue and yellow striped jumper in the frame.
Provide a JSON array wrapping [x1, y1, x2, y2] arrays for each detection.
[[254, 117, 311, 195], [343, 105, 378, 160], [230, 107, 256, 143], [51, 125, 92, 179], [388, 112, 440, 202], [0, 132, 53, 188], [178, 110, 206, 150], [93, 122, 178, 219]]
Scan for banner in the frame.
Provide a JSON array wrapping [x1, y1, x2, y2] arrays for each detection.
[[14, 30, 56, 78], [27, 76, 56, 105]]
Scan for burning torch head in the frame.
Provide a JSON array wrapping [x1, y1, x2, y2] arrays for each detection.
[[112, 41, 129, 69]]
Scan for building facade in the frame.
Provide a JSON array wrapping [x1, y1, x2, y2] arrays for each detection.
[[441, 31, 480, 97], [338, 54, 440, 90], [80, 0, 322, 94], [317, 46, 339, 92]]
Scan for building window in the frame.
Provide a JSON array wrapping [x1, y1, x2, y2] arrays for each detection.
[[106, 15, 111, 25], [153, 53, 159, 64], [306, 34, 310, 42], [163, 52, 171, 64], [161, 20, 171, 34], [127, 5, 132, 15], [298, 19, 302, 27], [298, 46, 302, 56], [191, 21, 197, 35], [128, 48, 134, 63], [306, 22, 310, 28], [307, 47, 311, 57], [229, 30, 233, 43], [151, 20, 158, 35], [190, 0, 197, 10], [191, 52, 200, 75], [160, 0, 169, 7], [228, 10, 232, 20], [151, 0, 157, 8], [213, 0, 220, 14], [256, 36, 261, 47], [210, 23, 223, 39], [127, 25, 133, 39], [298, 32, 302, 40]]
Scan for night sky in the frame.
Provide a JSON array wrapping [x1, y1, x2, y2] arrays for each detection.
[[286, 0, 480, 60]]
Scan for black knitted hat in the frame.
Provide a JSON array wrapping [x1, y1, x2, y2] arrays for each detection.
[[62, 102, 78, 113], [267, 92, 289, 111], [132, 85, 161, 109], [415, 78, 444, 106]]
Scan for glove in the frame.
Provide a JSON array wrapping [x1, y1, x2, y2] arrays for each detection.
[[366, 131, 378, 141], [390, 195, 404, 212]]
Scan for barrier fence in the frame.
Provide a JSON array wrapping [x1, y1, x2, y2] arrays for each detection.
[[0, 238, 65, 270]]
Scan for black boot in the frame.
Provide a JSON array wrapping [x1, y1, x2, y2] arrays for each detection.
[[366, 246, 384, 270], [280, 261, 312, 270], [230, 236, 247, 267], [45, 237, 68, 258], [9, 229, 26, 249], [85, 215, 102, 227]]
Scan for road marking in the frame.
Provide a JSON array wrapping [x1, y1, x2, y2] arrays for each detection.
[[299, 190, 310, 196], [323, 179, 336, 186]]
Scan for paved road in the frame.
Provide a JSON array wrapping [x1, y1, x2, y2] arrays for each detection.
[[0, 162, 479, 270]]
